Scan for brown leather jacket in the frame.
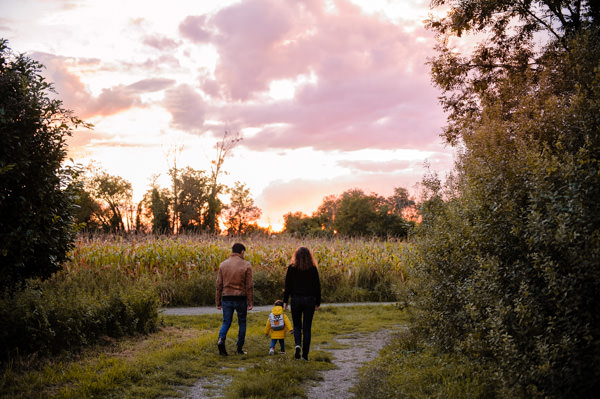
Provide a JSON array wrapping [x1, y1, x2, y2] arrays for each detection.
[[215, 253, 253, 307]]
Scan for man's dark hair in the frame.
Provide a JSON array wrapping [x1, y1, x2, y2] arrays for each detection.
[[232, 243, 246, 254]]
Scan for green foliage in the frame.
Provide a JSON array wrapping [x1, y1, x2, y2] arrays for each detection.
[[284, 187, 415, 238], [67, 234, 408, 306], [353, 329, 496, 399], [148, 186, 170, 233], [0, 269, 159, 359], [417, 4, 600, 397], [0, 39, 87, 290]]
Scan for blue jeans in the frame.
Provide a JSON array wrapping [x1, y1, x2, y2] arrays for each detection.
[[270, 338, 285, 352], [291, 296, 316, 358], [218, 300, 247, 348]]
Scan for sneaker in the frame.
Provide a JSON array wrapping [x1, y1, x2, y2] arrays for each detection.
[[269, 347, 275, 355], [294, 345, 301, 359], [217, 338, 228, 356], [280, 351, 286, 355], [302, 355, 309, 361], [236, 346, 247, 355]]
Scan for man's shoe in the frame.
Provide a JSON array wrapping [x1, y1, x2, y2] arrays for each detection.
[[236, 346, 247, 355], [294, 345, 301, 359], [217, 338, 228, 356]]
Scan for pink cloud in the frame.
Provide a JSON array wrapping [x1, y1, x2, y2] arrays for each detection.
[[143, 34, 179, 50], [336, 159, 413, 173], [163, 84, 206, 132], [179, 0, 445, 151], [179, 15, 212, 42], [30, 52, 178, 119]]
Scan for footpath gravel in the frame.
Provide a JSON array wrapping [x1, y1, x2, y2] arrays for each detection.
[[160, 302, 396, 316], [162, 303, 400, 399]]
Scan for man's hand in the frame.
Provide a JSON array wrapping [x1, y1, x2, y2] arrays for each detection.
[[217, 305, 222, 310], [248, 304, 253, 311], [283, 303, 288, 310], [315, 305, 320, 311]]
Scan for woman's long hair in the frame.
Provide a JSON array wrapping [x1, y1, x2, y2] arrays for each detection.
[[291, 246, 317, 271]]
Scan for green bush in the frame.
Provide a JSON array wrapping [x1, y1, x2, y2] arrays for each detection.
[[0, 270, 159, 360], [412, 27, 600, 398], [353, 329, 495, 399]]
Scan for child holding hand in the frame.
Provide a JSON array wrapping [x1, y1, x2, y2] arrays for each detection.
[[265, 300, 293, 355]]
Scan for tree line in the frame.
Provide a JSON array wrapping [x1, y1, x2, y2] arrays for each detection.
[[283, 186, 417, 238], [72, 144, 265, 237]]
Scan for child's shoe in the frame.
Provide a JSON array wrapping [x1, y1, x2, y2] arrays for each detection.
[[269, 347, 275, 355], [280, 351, 286, 355]]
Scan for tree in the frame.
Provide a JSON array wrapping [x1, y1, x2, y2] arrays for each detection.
[[88, 171, 132, 233], [223, 182, 262, 235], [387, 186, 414, 214], [334, 189, 380, 236], [0, 39, 89, 289], [146, 186, 170, 234], [177, 167, 209, 232], [415, 2, 600, 397], [165, 143, 184, 234], [204, 131, 241, 234]]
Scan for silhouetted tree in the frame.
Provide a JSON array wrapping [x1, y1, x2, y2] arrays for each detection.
[[0, 39, 89, 289]]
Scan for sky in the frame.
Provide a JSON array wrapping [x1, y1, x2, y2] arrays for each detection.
[[0, 0, 455, 231]]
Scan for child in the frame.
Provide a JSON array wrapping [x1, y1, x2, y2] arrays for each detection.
[[264, 300, 293, 355]]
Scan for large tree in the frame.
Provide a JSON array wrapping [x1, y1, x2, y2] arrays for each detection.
[[223, 181, 261, 235], [415, 1, 600, 397], [177, 167, 209, 232], [87, 171, 133, 233], [0, 40, 88, 289]]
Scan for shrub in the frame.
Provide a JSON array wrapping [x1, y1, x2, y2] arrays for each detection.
[[0, 270, 159, 360]]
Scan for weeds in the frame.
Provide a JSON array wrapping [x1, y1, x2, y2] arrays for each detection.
[[1, 305, 406, 398]]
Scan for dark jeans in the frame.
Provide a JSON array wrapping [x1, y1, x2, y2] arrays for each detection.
[[218, 299, 247, 348], [291, 296, 316, 358]]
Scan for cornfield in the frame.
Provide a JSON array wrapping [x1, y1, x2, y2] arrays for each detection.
[[66, 234, 411, 306]]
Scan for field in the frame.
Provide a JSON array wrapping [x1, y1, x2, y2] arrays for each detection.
[[66, 234, 411, 306]]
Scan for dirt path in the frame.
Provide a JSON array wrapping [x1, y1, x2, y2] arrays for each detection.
[[163, 304, 400, 399], [303, 329, 395, 399], [168, 328, 398, 399]]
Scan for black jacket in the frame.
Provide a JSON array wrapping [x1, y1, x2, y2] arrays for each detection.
[[283, 265, 321, 306]]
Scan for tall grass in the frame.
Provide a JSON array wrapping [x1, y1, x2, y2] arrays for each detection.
[[67, 234, 409, 306]]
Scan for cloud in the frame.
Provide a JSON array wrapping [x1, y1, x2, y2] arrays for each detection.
[[336, 159, 413, 172], [29, 52, 178, 118], [126, 78, 176, 93], [179, 0, 445, 151], [179, 15, 212, 42], [163, 84, 206, 132], [142, 34, 179, 50]]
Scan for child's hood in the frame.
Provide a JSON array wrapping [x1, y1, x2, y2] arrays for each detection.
[[271, 305, 284, 315]]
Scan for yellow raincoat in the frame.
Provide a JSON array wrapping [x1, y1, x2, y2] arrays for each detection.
[[264, 305, 293, 339]]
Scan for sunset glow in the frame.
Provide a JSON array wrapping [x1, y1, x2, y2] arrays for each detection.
[[1, 0, 454, 231]]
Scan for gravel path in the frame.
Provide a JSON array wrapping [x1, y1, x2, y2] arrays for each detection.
[[162, 303, 400, 399], [303, 329, 395, 399], [160, 302, 396, 316]]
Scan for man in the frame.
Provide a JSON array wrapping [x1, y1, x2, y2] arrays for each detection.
[[215, 242, 253, 355]]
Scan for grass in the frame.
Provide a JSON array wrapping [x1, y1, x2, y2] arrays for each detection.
[[351, 329, 498, 399], [1, 304, 408, 398]]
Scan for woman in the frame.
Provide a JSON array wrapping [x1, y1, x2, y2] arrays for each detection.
[[283, 246, 321, 360]]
